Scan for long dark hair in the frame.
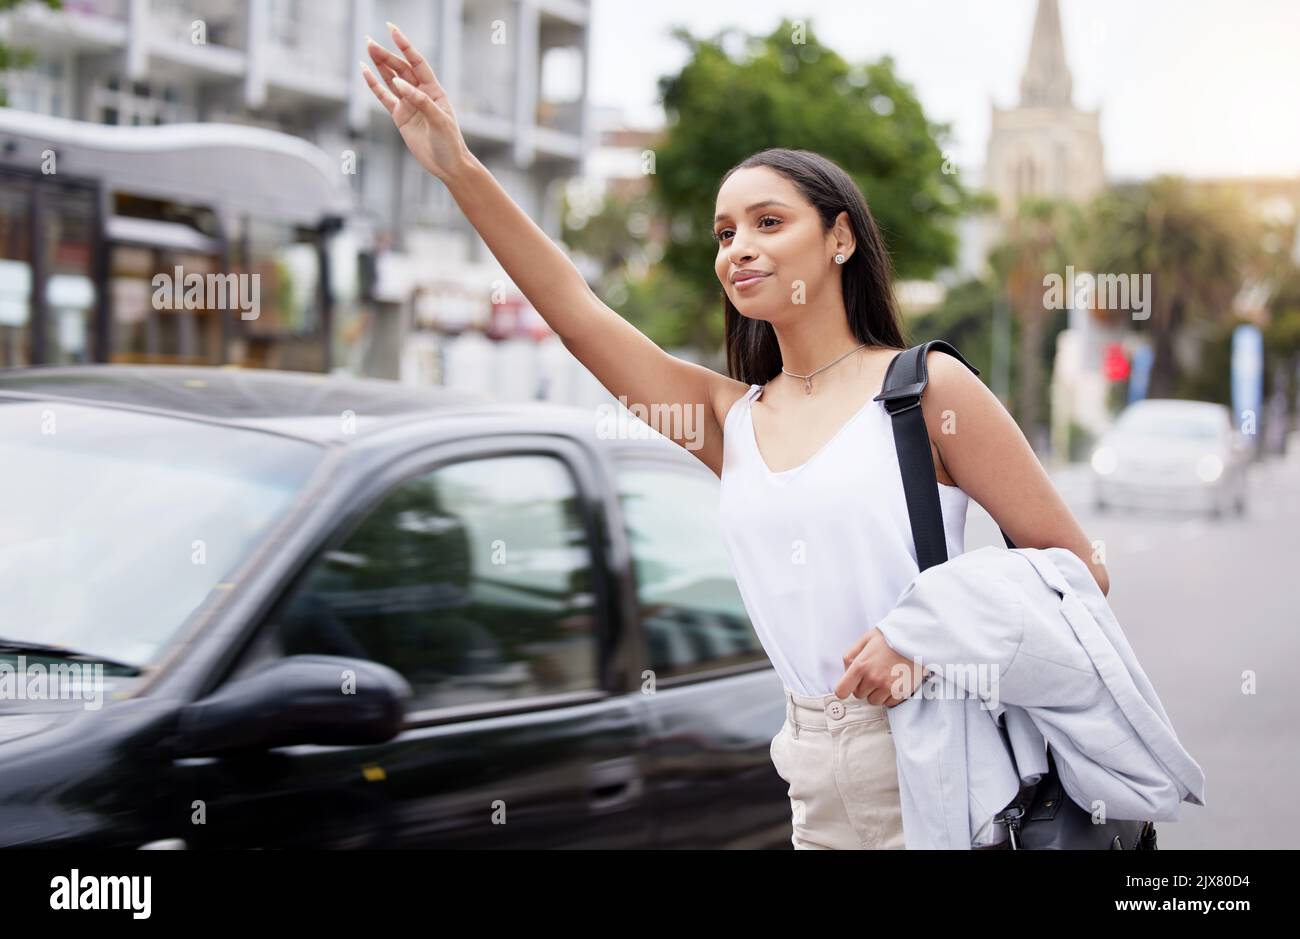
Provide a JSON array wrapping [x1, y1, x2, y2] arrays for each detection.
[[719, 148, 908, 384]]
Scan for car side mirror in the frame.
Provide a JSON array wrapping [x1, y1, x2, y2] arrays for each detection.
[[175, 655, 410, 757]]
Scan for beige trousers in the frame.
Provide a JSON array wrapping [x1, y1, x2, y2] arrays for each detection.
[[769, 688, 908, 850]]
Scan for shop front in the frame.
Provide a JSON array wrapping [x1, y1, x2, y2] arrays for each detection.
[[0, 110, 352, 371]]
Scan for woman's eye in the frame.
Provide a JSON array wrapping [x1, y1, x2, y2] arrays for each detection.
[[712, 216, 781, 243]]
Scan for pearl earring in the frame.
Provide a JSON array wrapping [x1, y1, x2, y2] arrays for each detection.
[[834, 254, 845, 264]]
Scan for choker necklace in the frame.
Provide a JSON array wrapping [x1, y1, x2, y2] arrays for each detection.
[[780, 343, 868, 395]]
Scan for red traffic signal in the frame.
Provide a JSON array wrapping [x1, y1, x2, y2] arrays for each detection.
[[1103, 342, 1131, 382]]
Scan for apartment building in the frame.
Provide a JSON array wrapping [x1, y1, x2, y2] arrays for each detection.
[[0, 0, 591, 378]]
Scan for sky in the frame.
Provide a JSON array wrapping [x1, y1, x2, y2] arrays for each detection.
[[586, 0, 1300, 181]]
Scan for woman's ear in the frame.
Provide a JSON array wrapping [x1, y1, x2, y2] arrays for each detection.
[[832, 210, 855, 260]]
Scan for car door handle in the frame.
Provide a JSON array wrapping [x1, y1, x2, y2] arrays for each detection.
[[586, 756, 643, 812]]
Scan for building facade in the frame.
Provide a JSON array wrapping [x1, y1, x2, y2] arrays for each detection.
[[0, 0, 591, 381], [985, 0, 1105, 218]]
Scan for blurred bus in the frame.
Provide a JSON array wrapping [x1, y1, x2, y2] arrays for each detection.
[[0, 108, 351, 370]]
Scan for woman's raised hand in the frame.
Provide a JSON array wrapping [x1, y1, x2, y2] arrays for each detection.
[[362, 22, 471, 182]]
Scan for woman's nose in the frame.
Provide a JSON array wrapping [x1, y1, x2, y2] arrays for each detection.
[[728, 241, 757, 263]]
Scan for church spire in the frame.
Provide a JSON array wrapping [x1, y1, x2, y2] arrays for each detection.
[[1019, 0, 1073, 107]]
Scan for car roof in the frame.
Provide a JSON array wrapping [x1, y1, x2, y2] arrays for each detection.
[[0, 365, 542, 440], [1123, 398, 1227, 413], [0, 363, 497, 414], [0, 365, 699, 462]]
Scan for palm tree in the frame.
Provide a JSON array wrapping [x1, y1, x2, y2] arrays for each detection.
[[1084, 176, 1256, 399], [988, 197, 1082, 445]]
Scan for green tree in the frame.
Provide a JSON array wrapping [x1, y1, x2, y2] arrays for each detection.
[[0, 0, 63, 107], [560, 184, 654, 291], [987, 197, 1082, 440], [561, 183, 715, 357], [1261, 261, 1300, 423], [1083, 176, 1259, 399], [911, 275, 1007, 379]]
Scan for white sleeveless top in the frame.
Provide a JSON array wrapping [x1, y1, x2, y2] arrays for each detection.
[[719, 382, 970, 696]]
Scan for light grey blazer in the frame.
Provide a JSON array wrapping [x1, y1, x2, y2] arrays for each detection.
[[875, 544, 1207, 850]]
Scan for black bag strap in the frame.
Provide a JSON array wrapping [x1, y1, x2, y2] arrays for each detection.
[[873, 339, 1017, 572], [877, 342, 1047, 843]]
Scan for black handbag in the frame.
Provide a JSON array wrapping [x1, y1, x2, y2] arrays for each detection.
[[874, 339, 1157, 850]]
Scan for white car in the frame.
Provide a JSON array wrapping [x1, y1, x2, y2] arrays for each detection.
[[1090, 399, 1250, 518]]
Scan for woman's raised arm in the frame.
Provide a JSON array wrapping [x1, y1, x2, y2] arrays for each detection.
[[362, 23, 743, 476]]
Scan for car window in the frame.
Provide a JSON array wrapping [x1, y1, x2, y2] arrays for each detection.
[[0, 400, 323, 671], [614, 462, 765, 680], [1115, 406, 1225, 440], [244, 453, 601, 712]]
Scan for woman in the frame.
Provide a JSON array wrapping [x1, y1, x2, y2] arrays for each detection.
[[362, 24, 1110, 849]]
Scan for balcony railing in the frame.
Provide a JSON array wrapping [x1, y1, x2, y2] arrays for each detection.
[[56, 0, 128, 19], [148, 0, 245, 49], [265, 0, 350, 80]]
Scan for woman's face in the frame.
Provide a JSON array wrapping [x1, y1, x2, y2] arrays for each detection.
[[713, 165, 847, 321]]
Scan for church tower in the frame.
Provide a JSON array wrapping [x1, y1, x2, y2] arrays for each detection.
[[986, 0, 1105, 219]]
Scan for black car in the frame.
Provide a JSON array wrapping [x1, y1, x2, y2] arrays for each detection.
[[0, 366, 790, 848]]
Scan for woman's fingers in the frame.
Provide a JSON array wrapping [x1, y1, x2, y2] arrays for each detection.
[[359, 62, 398, 115], [365, 36, 416, 91], [391, 75, 444, 126], [375, 59, 403, 97], [841, 628, 875, 670], [387, 21, 441, 91]]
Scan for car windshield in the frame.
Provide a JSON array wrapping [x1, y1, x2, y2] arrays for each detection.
[[1114, 405, 1224, 441], [0, 400, 325, 672]]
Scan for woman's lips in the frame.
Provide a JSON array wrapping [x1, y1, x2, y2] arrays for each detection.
[[733, 273, 771, 289]]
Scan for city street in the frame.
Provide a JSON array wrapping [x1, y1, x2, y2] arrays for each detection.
[[1, 0, 1297, 873], [965, 444, 1300, 848]]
